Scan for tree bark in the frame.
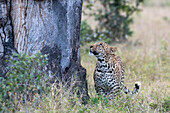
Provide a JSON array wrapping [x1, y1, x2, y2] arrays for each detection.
[[0, 0, 89, 101]]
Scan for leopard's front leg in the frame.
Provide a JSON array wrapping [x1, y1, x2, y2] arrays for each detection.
[[94, 85, 106, 96]]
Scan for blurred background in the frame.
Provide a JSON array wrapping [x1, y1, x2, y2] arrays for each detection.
[[80, 0, 170, 111]]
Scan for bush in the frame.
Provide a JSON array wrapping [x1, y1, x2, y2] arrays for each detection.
[[0, 52, 51, 112], [84, 0, 144, 43]]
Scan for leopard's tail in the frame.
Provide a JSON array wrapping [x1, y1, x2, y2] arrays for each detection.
[[123, 82, 141, 95]]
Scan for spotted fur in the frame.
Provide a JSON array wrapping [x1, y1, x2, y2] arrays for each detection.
[[90, 42, 141, 99]]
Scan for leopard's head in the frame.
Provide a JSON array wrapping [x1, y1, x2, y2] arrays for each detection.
[[89, 42, 117, 59]]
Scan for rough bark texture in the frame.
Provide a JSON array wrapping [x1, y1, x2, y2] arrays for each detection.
[[0, 0, 17, 76], [0, 0, 89, 100]]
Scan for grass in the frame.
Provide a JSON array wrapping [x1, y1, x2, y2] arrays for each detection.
[[81, 42, 170, 112], [80, 0, 170, 112], [4, 0, 170, 112], [21, 45, 169, 113]]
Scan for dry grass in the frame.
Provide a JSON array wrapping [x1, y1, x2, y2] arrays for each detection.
[[81, 0, 170, 112]]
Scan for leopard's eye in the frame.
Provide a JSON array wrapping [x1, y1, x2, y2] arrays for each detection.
[[99, 43, 103, 46]]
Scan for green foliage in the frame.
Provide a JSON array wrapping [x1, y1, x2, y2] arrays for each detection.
[[162, 97, 170, 112], [84, 0, 143, 43], [90, 95, 109, 105], [80, 20, 97, 45], [150, 97, 170, 112], [0, 52, 51, 112]]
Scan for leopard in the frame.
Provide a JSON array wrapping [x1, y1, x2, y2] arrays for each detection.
[[89, 42, 141, 99]]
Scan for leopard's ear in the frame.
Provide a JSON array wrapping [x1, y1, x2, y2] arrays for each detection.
[[110, 47, 117, 54]]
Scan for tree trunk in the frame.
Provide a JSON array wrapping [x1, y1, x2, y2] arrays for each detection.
[[0, 0, 89, 101]]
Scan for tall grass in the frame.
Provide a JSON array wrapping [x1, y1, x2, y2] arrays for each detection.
[[21, 41, 169, 113], [80, 40, 169, 112]]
